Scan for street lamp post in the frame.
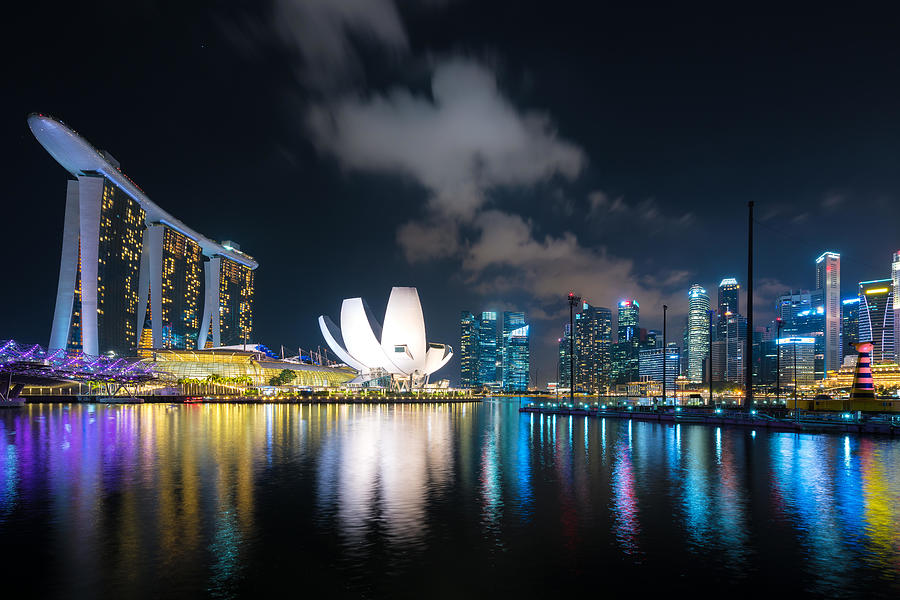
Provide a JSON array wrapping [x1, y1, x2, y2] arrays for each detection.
[[662, 304, 668, 406]]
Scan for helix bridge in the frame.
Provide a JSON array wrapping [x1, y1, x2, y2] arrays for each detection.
[[0, 339, 160, 402]]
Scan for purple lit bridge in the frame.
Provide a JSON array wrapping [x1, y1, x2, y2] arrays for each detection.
[[0, 340, 160, 402]]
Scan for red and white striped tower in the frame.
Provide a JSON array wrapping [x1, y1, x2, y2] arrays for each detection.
[[849, 341, 876, 402]]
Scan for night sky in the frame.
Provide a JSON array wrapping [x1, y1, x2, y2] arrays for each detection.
[[4, 2, 900, 384]]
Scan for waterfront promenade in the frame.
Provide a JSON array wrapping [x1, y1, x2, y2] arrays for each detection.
[[19, 393, 480, 405], [520, 402, 900, 436]]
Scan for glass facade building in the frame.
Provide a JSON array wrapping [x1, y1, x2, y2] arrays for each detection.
[[477, 312, 498, 389], [893, 251, 900, 362], [859, 279, 895, 364], [575, 302, 613, 392], [775, 290, 812, 330], [777, 336, 817, 389], [501, 312, 529, 392], [558, 324, 572, 390], [717, 278, 740, 332], [841, 297, 860, 362], [815, 252, 841, 374], [617, 300, 639, 343], [723, 312, 747, 385], [686, 284, 710, 382], [638, 344, 680, 389], [150, 349, 356, 388], [459, 311, 478, 388]]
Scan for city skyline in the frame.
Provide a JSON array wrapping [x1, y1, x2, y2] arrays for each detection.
[[4, 4, 900, 599], [4, 2, 900, 385]]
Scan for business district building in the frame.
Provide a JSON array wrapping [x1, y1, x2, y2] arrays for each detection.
[[459, 311, 530, 392], [30, 114, 256, 358], [535, 251, 899, 397]]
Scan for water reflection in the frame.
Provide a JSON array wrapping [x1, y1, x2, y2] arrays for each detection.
[[0, 401, 897, 598]]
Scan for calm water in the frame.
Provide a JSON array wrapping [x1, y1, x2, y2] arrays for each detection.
[[1, 400, 898, 599]]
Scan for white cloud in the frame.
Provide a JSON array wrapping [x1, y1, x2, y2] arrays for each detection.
[[307, 58, 586, 223]]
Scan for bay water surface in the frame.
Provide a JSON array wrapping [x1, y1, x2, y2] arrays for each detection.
[[1, 400, 898, 598]]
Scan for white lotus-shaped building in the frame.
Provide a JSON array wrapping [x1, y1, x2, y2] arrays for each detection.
[[318, 287, 452, 388]]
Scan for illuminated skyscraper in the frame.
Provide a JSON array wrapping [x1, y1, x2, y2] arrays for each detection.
[[501, 312, 530, 392], [775, 290, 812, 330], [575, 302, 613, 392], [617, 300, 639, 342], [31, 114, 258, 356], [201, 249, 255, 348], [158, 227, 204, 349], [858, 279, 895, 364], [558, 324, 572, 390], [717, 278, 740, 329], [893, 251, 900, 362], [841, 297, 860, 362], [723, 312, 747, 385], [477, 311, 499, 388], [686, 284, 710, 381], [815, 251, 841, 374], [459, 311, 478, 388]]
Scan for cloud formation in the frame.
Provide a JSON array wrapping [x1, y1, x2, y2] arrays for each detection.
[[307, 59, 586, 219], [588, 190, 695, 230], [305, 55, 694, 337], [461, 211, 687, 314], [273, 0, 409, 90]]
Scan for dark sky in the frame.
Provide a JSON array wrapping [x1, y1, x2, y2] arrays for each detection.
[[4, 1, 900, 384]]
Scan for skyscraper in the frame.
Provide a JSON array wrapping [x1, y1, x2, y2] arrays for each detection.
[[858, 279, 895, 364], [617, 300, 640, 342], [459, 311, 478, 388], [723, 312, 747, 385], [775, 290, 812, 331], [32, 114, 258, 357], [686, 284, 710, 382], [575, 302, 613, 392], [501, 312, 530, 392], [893, 251, 900, 362], [717, 278, 740, 328], [815, 251, 841, 374], [477, 311, 499, 388], [841, 298, 860, 363], [201, 247, 256, 348], [558, 324, 572, 390]]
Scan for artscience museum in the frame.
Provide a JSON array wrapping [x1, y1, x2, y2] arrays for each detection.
[[318, 287, 453, 390]]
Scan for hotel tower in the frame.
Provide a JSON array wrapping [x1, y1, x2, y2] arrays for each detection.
[[29, 114, 258, 357]]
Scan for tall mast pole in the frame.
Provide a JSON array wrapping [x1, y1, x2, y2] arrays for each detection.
[[746, 201, 754, 410], [568, 293, 580, 407], [709, 309, 714, 407], [662, 304, 668, 405]]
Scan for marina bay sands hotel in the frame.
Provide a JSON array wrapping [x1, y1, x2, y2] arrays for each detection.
[[28, 114, 258, 357]]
